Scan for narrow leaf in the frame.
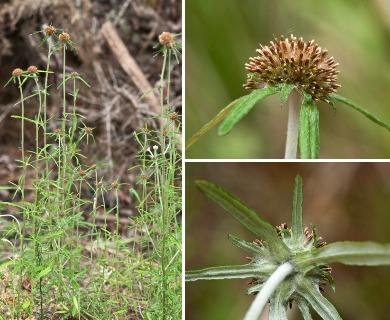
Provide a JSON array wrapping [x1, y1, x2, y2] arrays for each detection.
[[308, 241, 390, 267], [269, 280, 294, 320], [291, 175, 304, 245], [296, 298, 314, 320], [228, 234, 264, 256], [185, 96, 243, 149], [279, 83, 296, 104], [296, 277, 342, 320], [195, 180, 290, 260], [36, 266, 51, 279], [299, 98, 320, 159], [186, 264, 274, 281], [218, 86, 279, 136], [331, 93, 390, 131]]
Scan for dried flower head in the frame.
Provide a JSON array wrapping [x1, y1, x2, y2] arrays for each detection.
[[12, 68, 23, 77], [45, 25, 56, 36], [59, 32, 70, 43], [85, 127, 93, 134], [169, 112, 179, 120], [70, 71, 79, 78], [27, 66, 38, 74], [244, 34, 340, 103], [54, 128, 62, 134], [159, 32, 174, 46], [79, 170, 86, 176], [111, 182, 119, 189]]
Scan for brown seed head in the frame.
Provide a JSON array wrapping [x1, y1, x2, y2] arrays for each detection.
[[70, 71, 79, 78], [54, 128, 62, 134], [12, 68, 23, 77], [85, 127, 93, 134], [59, 212, 65, 217], [159, 32, 174, 46], [169, 112, 179, 120], [244, 34, 340, 103], [97, 182, 103, 188], [111, 182, 119, 189], [79, 170, 86, 176], [59, 32, 70, 43], [27, 66, 38, 74], [45, 25, 56, 36]]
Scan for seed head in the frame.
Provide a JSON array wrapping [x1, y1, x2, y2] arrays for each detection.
[[79, 170, 86, 176], [59, 32, 70, 43], [54, 128, 62, 134], [244, 34, 340, 103], [27, 66, 38, 74], [159, 32, 174, 46], [169, 112, 179, 120], [85, 127, 93, 134], [12, 68, 23, 77], [111, 181, 119, 189], [45, 25, 56, 36], [70, 71, 79, 78]]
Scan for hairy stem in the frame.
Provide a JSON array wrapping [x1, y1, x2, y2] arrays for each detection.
[[244, 262, 294, 320], [284, 90, 300, 159]]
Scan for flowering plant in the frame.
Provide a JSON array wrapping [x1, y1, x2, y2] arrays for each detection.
[[186, 176, 390, 319], [186, 35, 390, 158]]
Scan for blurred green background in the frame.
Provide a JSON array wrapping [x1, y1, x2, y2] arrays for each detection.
[[186, 162, 390, 319], [185, 0, 390, 158]]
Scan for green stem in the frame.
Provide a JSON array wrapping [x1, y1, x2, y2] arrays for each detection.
[[285, 90, 300, 159], [244, 262, 294, 320]]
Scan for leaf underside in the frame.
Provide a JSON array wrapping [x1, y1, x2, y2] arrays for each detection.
[[195, 180, 290, 260]]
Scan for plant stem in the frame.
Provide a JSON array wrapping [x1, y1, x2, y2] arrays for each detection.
[[244, 262, 294, 320], [284, 90, 300, 159]]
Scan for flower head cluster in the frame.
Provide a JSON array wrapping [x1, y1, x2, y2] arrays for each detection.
[[244, 34, 340, 103]]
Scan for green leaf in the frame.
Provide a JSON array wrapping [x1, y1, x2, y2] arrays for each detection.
[[296, 276, 342, 320], [331, 93, 390, 131], [291, 175, 304, 245], [269, 280, 294, 320], [299, 97, 320, 159], [218, 86, 279, 136], [296, 298, 313, 320], [308, 241, 390, 267], [36, 266, 51, 279], [278, 83, 296, 104], [186, 264, 274, 281], [185, 96, 243, 149], [22, 299, 31, 309], [195, 180, 290, 260], [228, 234, 264, 256]]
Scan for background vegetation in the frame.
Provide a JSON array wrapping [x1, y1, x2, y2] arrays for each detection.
[[185, 0, 390, 158], [186, 162, 390, 319]]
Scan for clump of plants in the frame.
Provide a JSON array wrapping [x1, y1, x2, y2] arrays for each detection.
[[0, 25, 181, 320], [186, 176, 390, 319], [186, 35, 390, 158]]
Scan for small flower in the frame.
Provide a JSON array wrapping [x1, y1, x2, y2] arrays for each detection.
[[79, 170, 86, 176], [70, 71, 79, 78], [54, 128, 62, 134], [244, 34, 340, 103], [97, 182, 103, 188], [12, 68, 23, 77], [45, 25, 56, 36], [159, 32, 174, 46], [85, 127, 93, 135], [59, 32, 70, 43], [27, 66, 38, 74]]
